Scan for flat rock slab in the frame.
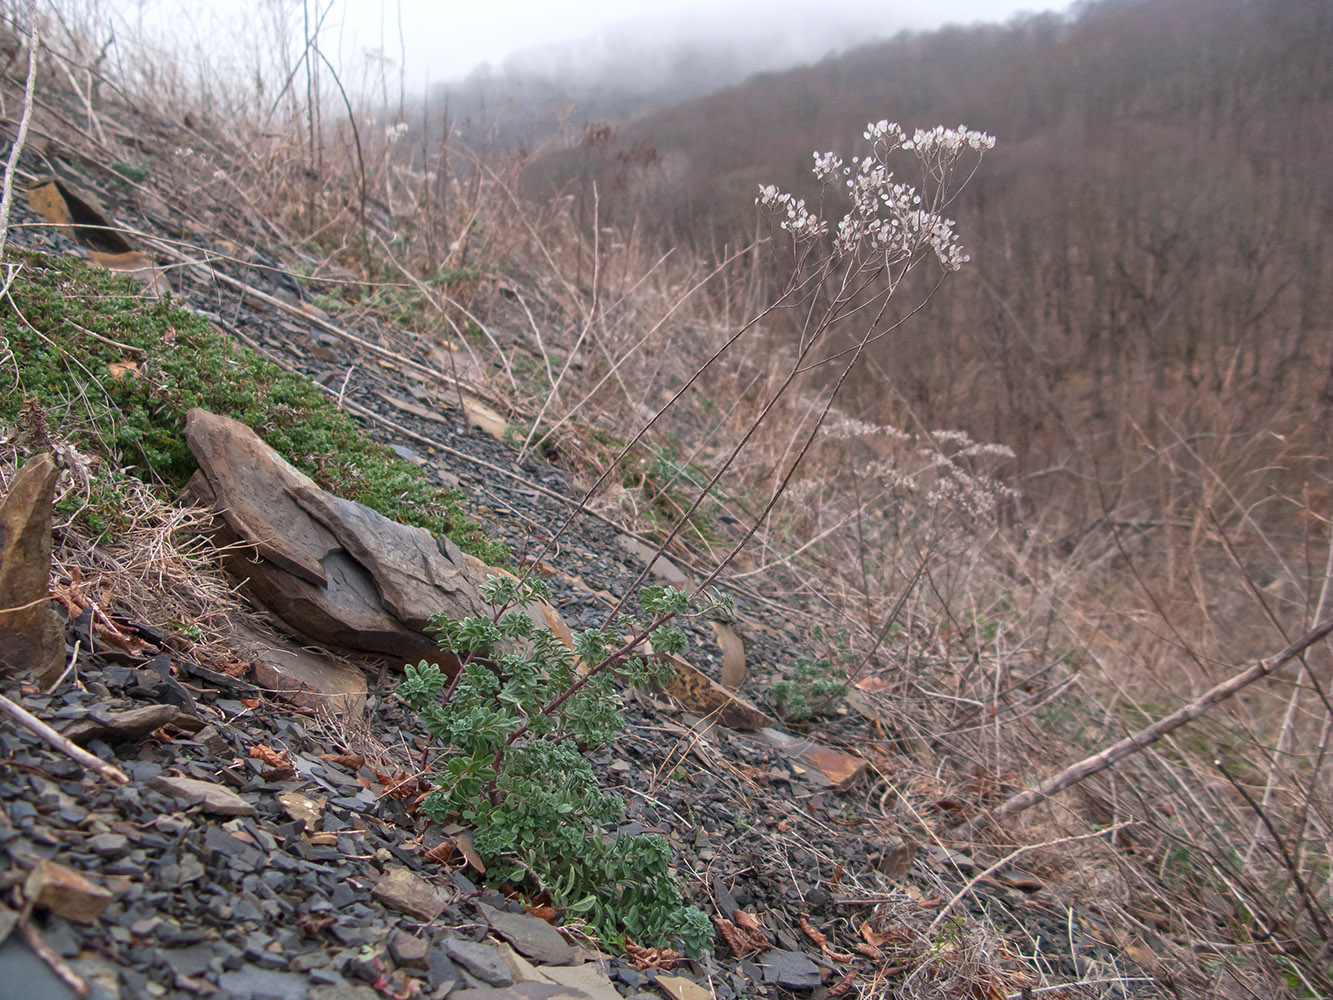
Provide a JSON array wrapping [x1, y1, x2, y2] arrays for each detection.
[[750, 728, 867, 791], [661, 653, 772, 731], [290, 483, 483, 631], [184, 408, 335, 586], [61, 703, 182, 745], [760, 949, 822, 989], [446, 937, 515, 987], [184, 408, 472, 669], [614, 534, 689, 588], [0, 452, 65, 685], [450, 986, 593, 1000], [534, 965, 623, 1000], [277, 790, 324, 831], [23, 859, 113, 924], [477, 902, 574, 965], [373, 866, 447, 921], [149, 775, 256, 815], [712, 621, 747, 690], [655, 975, 712, 1000], [217, 965, 310, 1000], [0, 937, 77, 1000], [230, 619, 367, 721]]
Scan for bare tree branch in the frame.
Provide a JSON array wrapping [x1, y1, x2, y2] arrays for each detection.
[[959, 615, 1333, 834]]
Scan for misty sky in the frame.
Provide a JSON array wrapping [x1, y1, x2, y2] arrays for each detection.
[[122, 1, 1071, 94]]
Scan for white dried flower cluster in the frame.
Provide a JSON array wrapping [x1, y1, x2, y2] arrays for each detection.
[[903, 124, 995, 155], [782, 478, 826, 506], [812, 150, 843, 182], [960, 441, 1016, 460], [863, 120, 907, 144], [757, 119, 994, 272], [864, 458, 917, 493], [385, 122, 409, 144], [824, 413, 911, 441], [755, 184, 826, 238]]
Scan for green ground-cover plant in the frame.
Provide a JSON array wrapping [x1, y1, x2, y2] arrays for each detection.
[[0, 252, 507, 563], [770, 624, 857, 721], [399, 575, 730, 957]]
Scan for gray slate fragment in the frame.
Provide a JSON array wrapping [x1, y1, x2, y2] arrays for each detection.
[[217, 965, 310, 1000], [476, 902, 574, 966], [429, 943, 460, 994], [61, 704, 182, 745], [149, 775, 256, 816], [161, 943, 215, 979], [0, 936, 76, 1000], [760, 949, 822, 989], [288, 483, 484, 630], [389, 929, 430, 969], [444, 937, 514, 987], [372, 866, 447, 921], [449, 987, 594, 1000]]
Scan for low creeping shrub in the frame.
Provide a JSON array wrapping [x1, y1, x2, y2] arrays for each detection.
[[399, 575, 731, 958]]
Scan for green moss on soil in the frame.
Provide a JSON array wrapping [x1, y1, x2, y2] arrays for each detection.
[[1, 250, 508, 565]]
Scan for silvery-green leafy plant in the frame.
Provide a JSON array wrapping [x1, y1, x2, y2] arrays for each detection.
[[399, 575, 732, 957]]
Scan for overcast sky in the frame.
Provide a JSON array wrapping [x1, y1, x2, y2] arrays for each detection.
[[118, 1, 1071, 94]]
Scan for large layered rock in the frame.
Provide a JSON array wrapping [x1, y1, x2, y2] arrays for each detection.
[[0, 452, 65, 685], [183, 409, 486, 672]]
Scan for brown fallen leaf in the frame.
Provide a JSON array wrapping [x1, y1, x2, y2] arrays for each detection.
[[525, 904, 559, 924], [108, 359, 140, 380], [319, 752, 366, 769], [716, 909, 768, 959], [623, 938, 681, 970], [376, 769, 427, 801], [828, 972, 859, 996], [423, 841, 455, 866], [211, 659, 252, 678], [298, 913, 336, 934], [800, 916, 853, 963], [248, 743, 296, 780]]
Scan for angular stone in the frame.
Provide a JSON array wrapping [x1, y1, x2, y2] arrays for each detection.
[[372, 867, 446, 921], [278, 791, 325, 831], [712, 621, 747, 691], [661, 654, 773, 731], [0, 452, 65, 685], [289, 484, 484, 632], [614, 534, 689, 588], [183, 408, 470, 669], [24, 859, 113, 923], [388, 929, 430, 969], [655, 975, 712, 1000], [450, 987, 590, 1000], [149, 775, 256, 815], [750, 728, 866, 791], [477, 903, 573, 966], [230, 619, 366, 721], [445, 938, 514, 987], [759, 949, 822, 989], [61, 704, 181, 745]]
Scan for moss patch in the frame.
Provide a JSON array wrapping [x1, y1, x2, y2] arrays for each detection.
[[1, 251, 508, 565]]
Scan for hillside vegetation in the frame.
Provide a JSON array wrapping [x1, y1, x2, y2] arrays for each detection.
[[5, 0, 1333, 995]]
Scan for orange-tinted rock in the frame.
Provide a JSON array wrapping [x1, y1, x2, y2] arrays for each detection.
[[0, 452, 65, 685]]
